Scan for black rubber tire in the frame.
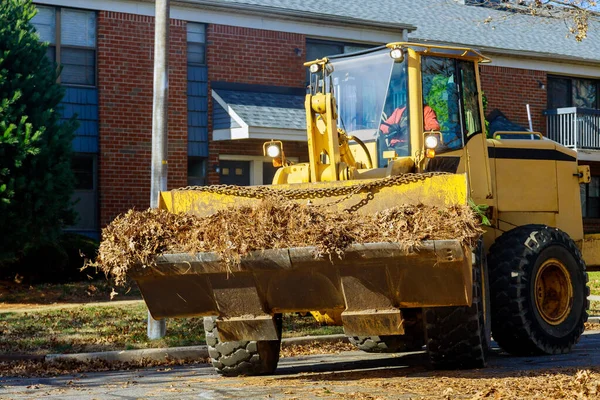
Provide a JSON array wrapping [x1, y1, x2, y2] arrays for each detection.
[[348, 310, 424, 353], [348, 334, 424, 353], [488, 225, 589, 356], [203, 315, 282, 376], [424, 239, 490, 369]]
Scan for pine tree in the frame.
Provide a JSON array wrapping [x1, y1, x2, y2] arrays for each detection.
[[0, 0, 77, 261]]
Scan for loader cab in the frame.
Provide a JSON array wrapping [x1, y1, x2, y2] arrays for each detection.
[[312, 44, 489, 170]]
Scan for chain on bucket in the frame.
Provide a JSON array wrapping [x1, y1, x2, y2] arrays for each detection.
[[177, 172, 449, 213]]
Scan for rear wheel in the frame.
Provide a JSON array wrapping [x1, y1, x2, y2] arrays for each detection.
[[488, 225, 588, 355], [348, 310, 424, 353], [348, 334, 424, 353], [424, 239, 490, 369], [203, 315, 282, 376]]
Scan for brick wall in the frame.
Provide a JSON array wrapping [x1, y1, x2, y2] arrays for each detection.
[[206, 24, 308, 184], [480, 65, 547, 134], [97, 12, 188, 226]]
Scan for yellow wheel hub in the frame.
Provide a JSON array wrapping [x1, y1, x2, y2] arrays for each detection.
[[534, 258, 573, 325]]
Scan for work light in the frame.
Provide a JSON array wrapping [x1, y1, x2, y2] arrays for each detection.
[[425, 135, 439, 149], [390, 48, 404, 61], [266, 143, 281, 158]]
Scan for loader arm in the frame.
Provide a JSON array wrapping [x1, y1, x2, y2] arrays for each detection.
[[305, 92, 343, 182]]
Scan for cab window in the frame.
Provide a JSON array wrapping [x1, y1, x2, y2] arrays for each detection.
[[421, 56, 463, 151], [459, 60, 482, 137]]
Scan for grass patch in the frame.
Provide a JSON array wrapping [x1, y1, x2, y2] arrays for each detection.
[[588, 271, 600, 297], [0, 306, 341, 355], [282, 314, 343, 338], [0, 303, 204, 355]]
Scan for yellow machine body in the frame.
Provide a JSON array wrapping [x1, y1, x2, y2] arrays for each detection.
[[133, 43, 596, 339]]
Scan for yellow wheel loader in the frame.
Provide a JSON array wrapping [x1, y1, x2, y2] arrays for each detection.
[[130, 43, 590, 376]]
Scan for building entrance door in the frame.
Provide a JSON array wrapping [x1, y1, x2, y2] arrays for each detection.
[[219, 160, 250, 186]]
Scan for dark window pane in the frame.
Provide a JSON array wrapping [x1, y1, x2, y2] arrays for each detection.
[[263, 162, 278, 185], [188, 157, 207, 186], [61, 48, 95, 85], [306, 41, 343, 62], [72, 154, 94, 190], [548, 77, 571, 109], [187, 23, 205, 43], [187, 42, 205, 65], [61, 8, 96, 47], [46, 46, 56, 64], [589, 197, 600, 218], [31, 6, 56, 44], [343, 44, 372, 54], [573, 79, 597, 109]]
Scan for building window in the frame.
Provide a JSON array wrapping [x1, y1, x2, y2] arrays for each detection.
[[32, 6, 97, 86], [188, 157, 207, 186], [581, 176, 600, 218], [32, 6, 99, 237], [548, 76, 599, 110], [69, 154, 98, 235], [187, 22, 206, 65], [305, 39, 374, 82], [72, 154, 95, 190], [306, 38, 373, 61]]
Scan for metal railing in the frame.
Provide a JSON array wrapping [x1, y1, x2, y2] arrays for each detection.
[[545, 107, 600, 150]]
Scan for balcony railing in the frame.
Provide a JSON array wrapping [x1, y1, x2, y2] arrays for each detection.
[[545, 107, 600, 150]]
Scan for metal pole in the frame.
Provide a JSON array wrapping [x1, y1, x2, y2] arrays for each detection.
[[148, 0, 169, 340]]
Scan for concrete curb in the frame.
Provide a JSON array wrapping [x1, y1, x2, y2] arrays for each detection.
[[589, 316, 600, 324], [42, 334, 349, 364]]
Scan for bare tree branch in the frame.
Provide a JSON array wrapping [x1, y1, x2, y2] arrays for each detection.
[[458, 0, 598, 41]]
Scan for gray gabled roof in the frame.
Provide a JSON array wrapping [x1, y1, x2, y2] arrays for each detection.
[[198, 0, 600, 64], [215, 89, 306, 130]]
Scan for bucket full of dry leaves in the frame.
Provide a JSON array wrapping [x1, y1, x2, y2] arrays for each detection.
[[92, 199, 482, 287], [87, 198, 484, 329]]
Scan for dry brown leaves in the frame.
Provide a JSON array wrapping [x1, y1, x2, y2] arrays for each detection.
[[585, 322, 600, 331], [0, 357, 208, 378], [243, 367, 600, 400], [280, 341, 355, 358], [92, 200, 482, 286]]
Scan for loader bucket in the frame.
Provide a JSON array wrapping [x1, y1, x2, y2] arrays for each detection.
[[129, 173, 473, 342], [130, 241, 472, 341]]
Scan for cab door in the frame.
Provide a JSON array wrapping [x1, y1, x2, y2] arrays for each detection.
[[460, 60, 492, 201]]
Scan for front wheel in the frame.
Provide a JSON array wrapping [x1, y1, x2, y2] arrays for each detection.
[[488, 225, 589, 355], [203, 316, 282, 376], [349, 310, 424, 353], [424, 239, 490, 369]]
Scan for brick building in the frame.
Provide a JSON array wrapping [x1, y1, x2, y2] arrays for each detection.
[[32, 0, 600, 238]]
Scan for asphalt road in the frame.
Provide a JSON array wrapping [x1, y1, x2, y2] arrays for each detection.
[[3, 331, 600, 399]]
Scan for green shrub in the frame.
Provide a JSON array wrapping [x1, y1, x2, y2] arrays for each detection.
[[2, 233, 99, 283], [0, 0, 78, 262]]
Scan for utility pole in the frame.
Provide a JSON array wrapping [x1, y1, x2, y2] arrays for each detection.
[[148, 0, 170, 340]]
